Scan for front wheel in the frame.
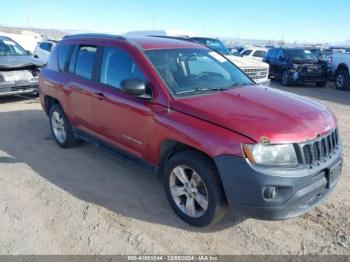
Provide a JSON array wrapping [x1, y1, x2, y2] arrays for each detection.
[[164, 151, 227, 227], [281, 70, 291, 86], [49, 104, 79, 148], [335, 70, 350, 90]]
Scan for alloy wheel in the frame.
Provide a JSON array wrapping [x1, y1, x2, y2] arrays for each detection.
[[51, 111, 66, 143], [336, 74, 345, 89], [169, 166, 209, 218]]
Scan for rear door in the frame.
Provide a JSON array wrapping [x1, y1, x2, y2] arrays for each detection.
[[64, 44, 98, 133], [90, 46, 152, 158]]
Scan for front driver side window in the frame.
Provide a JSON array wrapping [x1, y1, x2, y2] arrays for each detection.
[[100, 47, 145, 89]]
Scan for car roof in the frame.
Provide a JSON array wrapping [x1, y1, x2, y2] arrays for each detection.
[[61, 34, 207, 51], [0, 36, 11, 41], [40, 40, 57, 44], [191, 37, 218, 41], [128, 36, 206, 50]]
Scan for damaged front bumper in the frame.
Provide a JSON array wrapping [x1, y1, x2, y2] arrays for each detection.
[[0, 79, 39, 97], [0, 71, 39, 97], [289, 65, 328, 83]]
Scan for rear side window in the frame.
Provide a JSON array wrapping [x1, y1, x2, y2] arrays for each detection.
[[40, 42, 53, 52], [253, 50, 266, 58], [267, 49, 277, 59], [57, 44, 72, 71], [100, 47, 145, 89], [74, 46, 97, 79], [277, 49, 286, 60], [242, 50, 252, 56]]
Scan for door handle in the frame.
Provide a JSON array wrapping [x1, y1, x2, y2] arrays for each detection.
[[94, 92, 105, 100]]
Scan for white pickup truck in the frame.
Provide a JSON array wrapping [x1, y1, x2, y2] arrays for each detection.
[[330, 53, 350, 90]]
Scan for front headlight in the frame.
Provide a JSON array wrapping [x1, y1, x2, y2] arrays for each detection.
[[242, 144, 298, 167]]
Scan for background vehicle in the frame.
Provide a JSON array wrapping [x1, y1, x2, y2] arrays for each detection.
[[39, 34, 342, 227], [264, 47, 328, 87], [34, 40, 56, 63], [240, 47, 268, 61], [330, 52, 350, 90], [0, 36, 44, 97]]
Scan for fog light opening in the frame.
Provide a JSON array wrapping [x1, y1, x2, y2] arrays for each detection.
[[263, 186, 278, 200]]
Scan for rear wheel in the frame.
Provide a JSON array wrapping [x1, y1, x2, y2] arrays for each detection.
[[49, 104, 79, 148], [281, 70, 291, 86], [335, 70, 350, 90], [164, 151, 227, 227], [315, 81, 327, 87]]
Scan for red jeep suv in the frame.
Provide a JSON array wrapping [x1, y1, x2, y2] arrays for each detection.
[[39, 34, 343, 227]]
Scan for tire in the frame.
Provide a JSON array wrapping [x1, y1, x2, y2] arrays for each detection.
[[335, 70, 350, 90], [49, 104, 79, 148], [163, 150, 227, 227], [281, 69, 291, 86], [315, 81, 327, 87]]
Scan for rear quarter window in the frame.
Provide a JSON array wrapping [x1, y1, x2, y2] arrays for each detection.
[[57, 44, 72, 71], [74, 46, 97, 79]]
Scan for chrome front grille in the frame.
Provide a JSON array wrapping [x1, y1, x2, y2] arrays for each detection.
[[300, 129, 340, 167], [242, 68, 268, 80]]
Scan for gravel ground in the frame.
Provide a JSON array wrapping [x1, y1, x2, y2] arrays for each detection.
[[0, 81, 349, 255]]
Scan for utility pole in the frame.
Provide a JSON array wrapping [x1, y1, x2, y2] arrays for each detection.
[[152, 16, 155, 31], [24, 0, 31, 30]]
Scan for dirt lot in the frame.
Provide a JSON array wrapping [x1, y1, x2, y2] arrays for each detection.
[[0, 81, 349, 255]]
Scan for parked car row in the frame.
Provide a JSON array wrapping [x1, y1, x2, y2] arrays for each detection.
[[263, 47, 329, 87]]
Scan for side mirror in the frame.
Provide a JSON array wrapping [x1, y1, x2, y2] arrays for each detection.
[[120, 77, 146, 96], [25, 50, 32, 56]]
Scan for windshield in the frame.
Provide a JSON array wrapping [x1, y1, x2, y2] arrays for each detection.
[[0, 38, 27, 56], [146, 48, 253, 96], [286, 49, 318, 61], [191, 38, 231, 56]]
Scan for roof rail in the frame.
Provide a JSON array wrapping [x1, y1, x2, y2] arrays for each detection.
[[63, 33, 125, 40]]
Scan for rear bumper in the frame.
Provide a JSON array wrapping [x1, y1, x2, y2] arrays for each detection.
[[214, 148, 343, 220], [0, 79, 38, 97]]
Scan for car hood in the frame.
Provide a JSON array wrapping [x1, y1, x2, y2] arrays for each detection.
[[171, 86, 337, 143], [226, 55, 269, 69], [0, 55, 45, 69]]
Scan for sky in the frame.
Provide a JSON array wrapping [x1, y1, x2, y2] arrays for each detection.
[[1, 0, 350, 43]]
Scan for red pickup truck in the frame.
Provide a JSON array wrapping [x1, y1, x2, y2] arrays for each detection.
[[39, 34, 343, 227]]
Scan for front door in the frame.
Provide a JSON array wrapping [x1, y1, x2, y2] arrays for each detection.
[[90, 46, 152, 158]]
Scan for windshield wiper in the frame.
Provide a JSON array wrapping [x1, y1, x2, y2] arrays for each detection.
[[229, 81, 255, 88], [174, 87, 231, 95]]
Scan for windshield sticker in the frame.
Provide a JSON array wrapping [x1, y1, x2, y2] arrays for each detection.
[[209, 51, 226, 63]]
